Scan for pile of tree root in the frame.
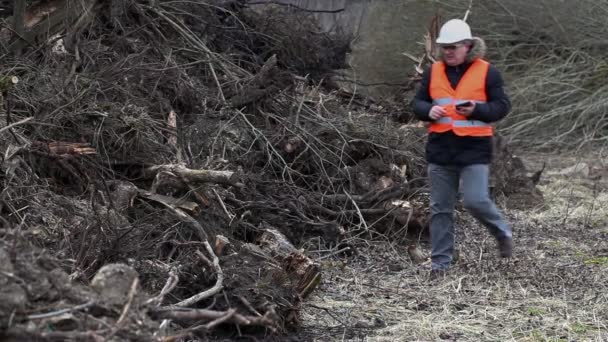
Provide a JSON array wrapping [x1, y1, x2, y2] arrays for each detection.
[[0, 1, 540, 340]]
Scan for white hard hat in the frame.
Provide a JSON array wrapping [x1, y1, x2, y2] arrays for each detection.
[[436, 19, 472, 44]]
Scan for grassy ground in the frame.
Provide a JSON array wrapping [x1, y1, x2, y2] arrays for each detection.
[[298, 153, 608, 341]]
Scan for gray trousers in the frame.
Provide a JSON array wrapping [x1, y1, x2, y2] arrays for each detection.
[[428, 163, 511, 270]]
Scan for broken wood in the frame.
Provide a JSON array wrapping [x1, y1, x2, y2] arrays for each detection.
[[152, 307, 277, 331], [257, 228, 321, 299], [137, 190, 201, 216], [162, 243, 223, 308], [143, 164, 242, 187], [318, 184, 407, 205], [144, 268, 179, 307], [167, 110, 178, 148], [48, 142, 96, 156], [214, 235, 230, 256], [30, 141, 97, 157]]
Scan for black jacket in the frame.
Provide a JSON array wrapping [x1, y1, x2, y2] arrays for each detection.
[[411, 61, 511, 166]]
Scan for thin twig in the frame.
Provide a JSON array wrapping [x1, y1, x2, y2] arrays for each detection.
[[463, 0, 474, 22], [151, 307, 277, 331], [163, 241, 223, 308], [213, 189, 234, 221], [117, 277, 139, 325], [237, 295, 262, 317], [318, 246, 351, 260], [0, 117, 33, 134], [204, 308, 236, 329], [26, 300, 95, 320], [105, 277, 140, 340], [145, 269, 179, 307], [209, 62, 226, 104]]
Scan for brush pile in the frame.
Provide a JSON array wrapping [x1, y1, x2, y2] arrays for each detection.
[[0, 0, 538, 340]]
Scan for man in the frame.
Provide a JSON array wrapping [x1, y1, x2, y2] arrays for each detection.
[[411, 19, 513, 276]]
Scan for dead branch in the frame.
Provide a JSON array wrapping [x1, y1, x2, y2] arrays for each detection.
[[150, 170, 187, 193], [161, 202, 208, 241], [238, 295, 262, 317], [0, 117, 33, 135], [201, 308, 237, 330], [40, 330, 105, 341], [213, 235, 231, 256], [167, 110, 178, 148], [163, 241, 223, 308], [257, 229, 321, 299], [116, 277, 139, 326], [213, 189, 234, 221], [142, 164, 242, 187], [145, 268, 179, 307], [138, 189, 200, 216], [310, 204, 391, 217], [151, 307, 277, 330], [25, 300, 95, 320], [49, 142, 96, 156], [157, 308, 268, 341], [30, 141, 97, 156], [105, 277, 139, 340]]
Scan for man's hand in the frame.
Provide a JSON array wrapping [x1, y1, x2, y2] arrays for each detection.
[[429, 105, 447, 120], [456, 102, 476, 116]]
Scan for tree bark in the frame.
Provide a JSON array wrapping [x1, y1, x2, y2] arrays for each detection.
[[257, 229, 321, 299]]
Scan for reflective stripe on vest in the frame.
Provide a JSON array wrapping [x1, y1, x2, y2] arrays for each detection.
[[435, 117, 492, 127], [431, 97, 487, 106], [428, 58, 493, 137]]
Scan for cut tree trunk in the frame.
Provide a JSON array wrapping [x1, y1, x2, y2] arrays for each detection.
[[256, 228, 321, 299]]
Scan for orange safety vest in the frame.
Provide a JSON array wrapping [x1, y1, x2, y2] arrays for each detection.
[[428, 58, 493, 137]]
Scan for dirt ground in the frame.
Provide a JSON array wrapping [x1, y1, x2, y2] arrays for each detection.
[[297, 152, 608, 342]]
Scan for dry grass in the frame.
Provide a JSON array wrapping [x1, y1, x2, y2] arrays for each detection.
[[298, 153, 608, 341], [524, 153, 608, 227]]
